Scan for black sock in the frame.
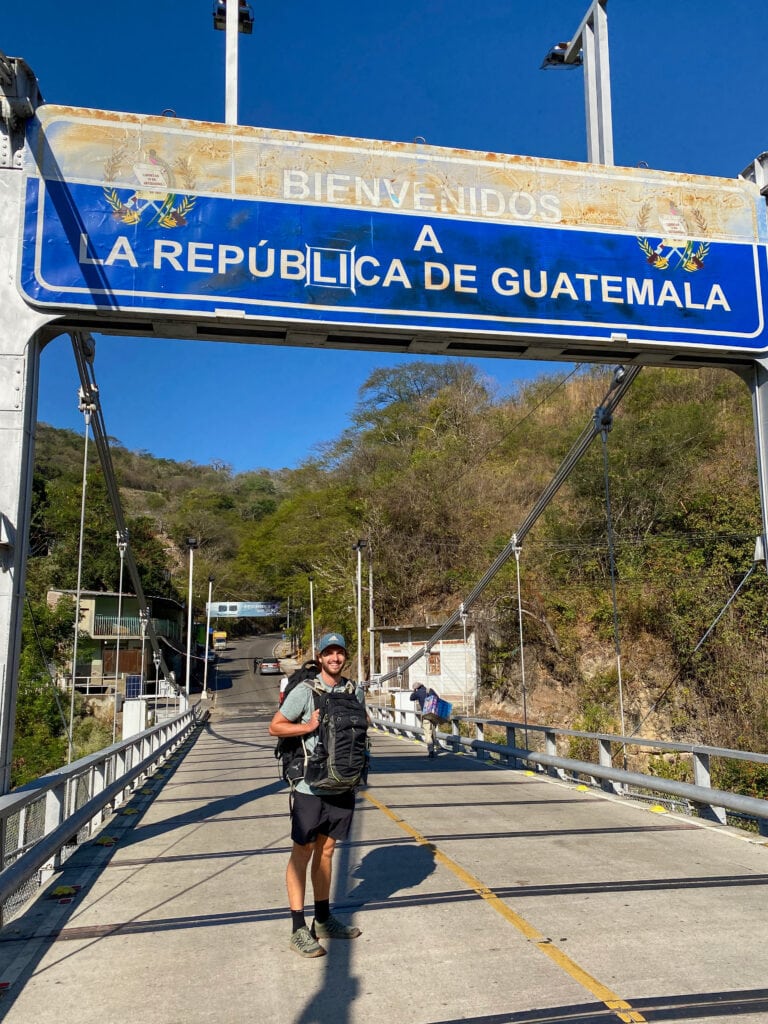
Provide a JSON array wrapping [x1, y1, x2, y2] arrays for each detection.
[[291, 910, 306, 933], [314, 899, 330, 924]]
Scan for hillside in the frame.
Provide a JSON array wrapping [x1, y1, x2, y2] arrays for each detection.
[[17, 362, 768, 790]]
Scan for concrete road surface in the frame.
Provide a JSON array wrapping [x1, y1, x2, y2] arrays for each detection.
[[3, 711, 768, 1023]]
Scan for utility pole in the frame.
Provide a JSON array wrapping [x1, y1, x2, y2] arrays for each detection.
[[368, 550, 375, 677], [309, 575, 316, 657], [184, 538, 198, 703], [352, 540, 367, 681], [202, 576, 213, 700]]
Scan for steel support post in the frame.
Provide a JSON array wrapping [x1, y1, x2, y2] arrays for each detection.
[[564, 0, 614, 166], [225, 0, 239, 125], [0, 168, 56, 795], [738, 359, 768, 569]]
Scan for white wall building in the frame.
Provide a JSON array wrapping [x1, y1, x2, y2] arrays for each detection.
[[376, 624, 478, 713]]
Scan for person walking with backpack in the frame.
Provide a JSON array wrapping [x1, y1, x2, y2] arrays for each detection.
[[410, 682, 439, 758], [268, 632, 366, 958]]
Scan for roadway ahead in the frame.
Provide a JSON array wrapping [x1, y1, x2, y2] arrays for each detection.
[[3, 718, 768, 1023], [207, 632, 287, 713]]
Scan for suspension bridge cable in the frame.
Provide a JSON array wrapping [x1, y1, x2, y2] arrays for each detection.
[[69, 332, 175, 688], [597, 406, 627, 752], [67, 388, 95, 765], [620, 561, 758, 750], [513, 545, 528, 745], [376, 364, 643, 684]]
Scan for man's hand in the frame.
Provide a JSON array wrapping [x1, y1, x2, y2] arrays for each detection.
[[268, 707, 320, 738]]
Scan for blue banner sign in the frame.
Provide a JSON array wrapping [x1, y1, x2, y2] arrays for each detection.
[[207, 601, 281, 618], [19, 106, 768, 355]]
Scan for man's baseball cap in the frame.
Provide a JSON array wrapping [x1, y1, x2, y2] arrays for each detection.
[[317, 632, 347, 654]]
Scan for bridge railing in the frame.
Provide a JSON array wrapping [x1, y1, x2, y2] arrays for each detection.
[[371, 709, 768, 834], [0, 704, 208, 926]]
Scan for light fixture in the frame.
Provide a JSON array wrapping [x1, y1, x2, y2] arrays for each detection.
[[540, 41, 583, 70], [212, 0, 254, 35]]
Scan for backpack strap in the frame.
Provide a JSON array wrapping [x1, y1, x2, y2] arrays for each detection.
[[311, 677, 355, 698]]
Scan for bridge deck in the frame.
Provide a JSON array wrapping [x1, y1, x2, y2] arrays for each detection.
[[2, 705, 768, 1024]]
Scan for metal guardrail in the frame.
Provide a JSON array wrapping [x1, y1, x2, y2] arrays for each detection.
[[0, 704, 208, 926], [371, 709, 768, 834]]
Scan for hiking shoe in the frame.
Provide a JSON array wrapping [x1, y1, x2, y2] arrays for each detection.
[[312, 913, 362, 939], [290, 925, 327, 958]]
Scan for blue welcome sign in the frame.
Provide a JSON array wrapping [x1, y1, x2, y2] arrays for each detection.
[[19, 106, 768, 357], [207, 601, 281, 618]]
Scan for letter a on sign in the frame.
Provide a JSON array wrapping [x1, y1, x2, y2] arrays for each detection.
[[413, 224, 443, 254]]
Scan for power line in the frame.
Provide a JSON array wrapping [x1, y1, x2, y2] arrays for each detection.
[[618, 562, 759, 751]]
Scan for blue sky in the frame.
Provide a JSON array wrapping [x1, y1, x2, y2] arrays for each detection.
[[6, 1, 768, 471]]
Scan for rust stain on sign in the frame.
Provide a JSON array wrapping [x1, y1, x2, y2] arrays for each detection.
[[28, 104, 762, 244]]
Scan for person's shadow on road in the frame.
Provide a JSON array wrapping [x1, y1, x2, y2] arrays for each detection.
[[341, 842, 437, 909]]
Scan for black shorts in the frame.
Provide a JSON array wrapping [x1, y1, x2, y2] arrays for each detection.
[[290, 790, 355, 845]]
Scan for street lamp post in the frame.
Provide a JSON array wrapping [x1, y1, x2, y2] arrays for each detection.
[[541, 0, 613, 166], [139, 608, 148, 694], [212, 0, 254, 126], [309, 575, 316, 657], [153, 651, 161, 708], [368, 548, 376, 677], [352, 540, 367, 682], [202, 576, 213, 700], [112, 528, 128, 743], [184, 537, 198, 703]]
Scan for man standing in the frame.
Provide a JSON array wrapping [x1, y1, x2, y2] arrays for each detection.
[[269, 632, 364, 958]]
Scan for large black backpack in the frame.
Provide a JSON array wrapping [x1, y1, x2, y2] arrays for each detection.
[[304, 684, 369, 792], [275, 679, 368, 791]]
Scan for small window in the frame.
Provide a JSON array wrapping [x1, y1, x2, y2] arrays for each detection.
[[388, 656, 409, 686], [427, 652, 441, 675]]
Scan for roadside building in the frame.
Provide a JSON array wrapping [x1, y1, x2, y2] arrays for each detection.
[[375, 623, 479, 714], [46, 589, 183, 697]]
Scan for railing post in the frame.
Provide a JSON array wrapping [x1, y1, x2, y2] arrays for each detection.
[[91, 760, 107, 832], [544, 728, 562, 778], [115, 746, 127, 807], [692, 751, 727, 824], [475, 722, 485, 760], [41, 778, 66, 876], [451, 717, 460, 753], [598, 737, 620, 794], [506, 725, 517, 768]]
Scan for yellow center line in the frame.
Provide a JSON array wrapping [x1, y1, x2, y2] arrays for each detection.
[[362, 790, 646, 1024]]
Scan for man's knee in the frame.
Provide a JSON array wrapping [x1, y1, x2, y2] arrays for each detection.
[[290, 841, 315, 867], [313, 835, 336, 861]]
